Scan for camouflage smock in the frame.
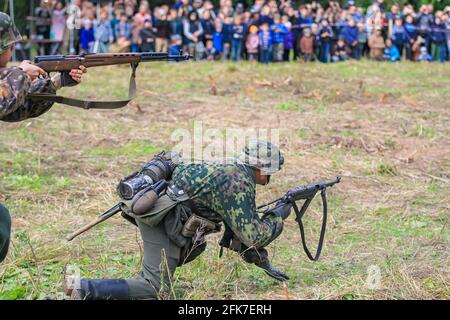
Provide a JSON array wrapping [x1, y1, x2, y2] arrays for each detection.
[[0, 67, 56, 122], [172, 161, 283, 249]]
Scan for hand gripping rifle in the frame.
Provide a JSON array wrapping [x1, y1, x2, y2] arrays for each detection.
[[29, 51, 191, 110], [258, 177, 341, 261]]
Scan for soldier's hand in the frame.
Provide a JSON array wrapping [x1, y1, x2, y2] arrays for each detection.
[[69, 65, 87, 84], [265, 201, 292, 220], [18, 60, 47, 80], [242, 248, 290, 282]]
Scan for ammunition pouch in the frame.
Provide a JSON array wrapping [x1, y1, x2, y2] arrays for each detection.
[[181, 214, 220, 238]]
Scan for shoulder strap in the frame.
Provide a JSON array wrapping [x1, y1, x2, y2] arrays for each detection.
[[293, 189, 328, 261], [28, 63, 138, 110]]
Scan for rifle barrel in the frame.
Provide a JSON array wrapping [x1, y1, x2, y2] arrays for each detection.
[[286, 177, 341, 202]]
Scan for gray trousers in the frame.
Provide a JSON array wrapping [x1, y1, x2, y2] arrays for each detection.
[[0, 203, 11, 263], [125, 218, 182, 299], [272, 43, 284, 62]]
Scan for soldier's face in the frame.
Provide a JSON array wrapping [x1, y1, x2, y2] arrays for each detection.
[[0, 47, 13, 67], [255, 169, 271, 185]]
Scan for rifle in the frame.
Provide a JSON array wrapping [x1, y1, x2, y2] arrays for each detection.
[[29, 51, 191, 110], [258, 177, 341, 261], [65, 203, 123, 241]]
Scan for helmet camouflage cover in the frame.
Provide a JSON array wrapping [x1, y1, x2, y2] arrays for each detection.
[[0, 12, 22, 54], [237, 140, 284, 175]]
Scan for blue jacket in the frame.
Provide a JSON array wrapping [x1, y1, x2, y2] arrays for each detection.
[[385, 45, 400, 62], [270, 23, 287, 44], [232, 24, 245, 42], [259, 15, 274, 26], [94, 20, 113, 43], [297, 16, 313, 29], [392, 25, 408, 45], [222, 23, 233, 43], [213, 32, 223, 53], [80, 27, 95, 50], [431, 24, 447, 44], [114, 22, 132, 40], [201, 19, 214, 37], [259, 30, 273, 49], [340, 25, 358, 46], [404, 23, 417, 42]]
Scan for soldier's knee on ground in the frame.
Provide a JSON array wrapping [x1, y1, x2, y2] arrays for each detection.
[[0, 203, 11, 263], [126, 273, 161, 300]]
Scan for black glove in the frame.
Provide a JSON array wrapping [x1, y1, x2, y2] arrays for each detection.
[[266, 201, 293, 220], [60, 71, 78, 87], [241, 247, 289, 282]]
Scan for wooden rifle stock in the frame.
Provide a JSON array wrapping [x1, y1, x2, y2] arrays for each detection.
[[65, 203, 122, 241]]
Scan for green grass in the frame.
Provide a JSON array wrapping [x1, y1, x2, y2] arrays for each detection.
[[0, 61, 449, 300]]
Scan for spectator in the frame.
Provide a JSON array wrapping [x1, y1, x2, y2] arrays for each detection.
[[24, 0, 449, 64], [50, 1, 66, 54], [384, 38, 400, 62], [340, 18, 359, 59], [139, 18, 156, 52], [131, 3, 151, 52], [356, 21, 368, 59], [213, 21, 224, 60], [80, 18, 95, 54], [282, 17, 294, 62], [259, 22, 272, 64], [418, 46, 432, 62], [231, 16, 245, 62], [444, 10, 450, 58], [168, 8, 183, 38], [404, 14, 418, 61], [271, 14, 287, 62], [416, 5, 433, 50], [222, 16, 233, 61], [430, 17, 448, 62], [94, 11, 114, 53], [115, 12, 132, 52], [201, 10, 215, 50], [319, 19, 333, 63], [183, 11, 204, 60], [300, 28, 314, 62], [246, 25, 259, 63], [332, 37, 348, 62], [311, 23, 321, 60], [205, 40, 215, 60], [392, 17, 407, 59], [35, 0, 53, 55], [155, 9, 170, 52], [369, 27, 385, 60], [169, 34, 182, 55]]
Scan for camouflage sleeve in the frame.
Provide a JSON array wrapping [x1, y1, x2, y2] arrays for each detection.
[[0, 67, 56, 122], [209, 169, 283, 249], [0, 67, 30, 118]]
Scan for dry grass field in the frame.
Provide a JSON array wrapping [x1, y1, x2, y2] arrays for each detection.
[[0, 61, 449, 299]]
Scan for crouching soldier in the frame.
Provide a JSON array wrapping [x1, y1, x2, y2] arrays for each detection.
[[0, 11, 86, 263], [66, 140, 293, 299]]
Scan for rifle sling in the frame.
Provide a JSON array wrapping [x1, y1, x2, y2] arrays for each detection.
[[28, 63, 138, 109], [293, 189, 327, 261]]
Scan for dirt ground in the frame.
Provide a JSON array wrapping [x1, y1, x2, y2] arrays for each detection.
[[0, 61, 449, 299]]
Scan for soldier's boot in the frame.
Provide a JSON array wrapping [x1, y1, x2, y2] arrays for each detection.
[[66, 278, 131, 300]]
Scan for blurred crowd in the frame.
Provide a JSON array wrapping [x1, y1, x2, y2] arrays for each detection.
[[29, 0, 450, 63]]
